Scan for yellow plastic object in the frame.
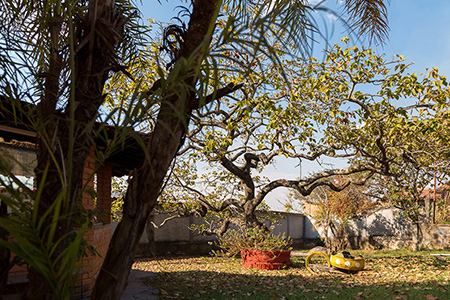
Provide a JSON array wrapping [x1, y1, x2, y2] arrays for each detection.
[[330, 254, 365, 271], [305, 251, 331, 274]]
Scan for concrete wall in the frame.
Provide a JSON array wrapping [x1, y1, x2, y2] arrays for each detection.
[[346, 207, 415, 250], [421, 224, 450, 249], [347, 208, 415, 237], [339, 208, 449, 250], [123, 206, 450, 256], [133, 211, 319, 256], [126, 207, 450, 257]]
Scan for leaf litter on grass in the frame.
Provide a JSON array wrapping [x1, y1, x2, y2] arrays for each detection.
[[136, 250, 450, 299]]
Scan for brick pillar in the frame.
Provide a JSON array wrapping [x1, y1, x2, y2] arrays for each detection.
[[76, 148, 96, 298], [96, 162, 112, 224], [75, 149, 113, 299], [81, 148, 96, 212]]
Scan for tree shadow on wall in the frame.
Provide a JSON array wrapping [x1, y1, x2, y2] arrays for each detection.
[[346, 209, 416, 249]]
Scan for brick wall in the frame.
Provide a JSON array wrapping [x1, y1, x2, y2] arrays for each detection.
[[73, 150, 112, 299], [96, 162, 112, 224], [7, 253, 28, 276], [74, 223, 110, 299], [6, 148, 113, 299]]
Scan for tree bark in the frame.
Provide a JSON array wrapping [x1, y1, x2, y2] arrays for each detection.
[[0, 202, 10, 300], [412, 221, 422, 251], [91, 111, 188, 299], [26, 1, 124, 299], [91, 1, 220, 299]]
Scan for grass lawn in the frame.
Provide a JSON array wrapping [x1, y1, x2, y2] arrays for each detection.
[[133, 249, 450, 300]]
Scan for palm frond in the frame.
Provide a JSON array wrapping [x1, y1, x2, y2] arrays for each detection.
[[342, 0, 390, 45]]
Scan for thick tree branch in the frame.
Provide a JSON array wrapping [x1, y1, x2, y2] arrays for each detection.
[[192, 83, 244, 108]]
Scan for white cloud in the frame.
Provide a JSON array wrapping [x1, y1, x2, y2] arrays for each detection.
[[326, 12, 338, 22], [307, 0, 324, 5]]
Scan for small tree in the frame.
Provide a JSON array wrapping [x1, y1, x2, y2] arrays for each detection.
[[294, 175, 378, 250]]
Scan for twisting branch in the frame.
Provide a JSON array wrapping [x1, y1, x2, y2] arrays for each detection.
[[192, 83, 245, 109]]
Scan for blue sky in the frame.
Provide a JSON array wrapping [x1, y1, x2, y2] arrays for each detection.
[[138, 1, 450, 75], [374, 1, 450, 75], [136, 1, 450, 210]]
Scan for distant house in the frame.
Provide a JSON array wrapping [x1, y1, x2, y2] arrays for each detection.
[[0, 121, 144, 299], [422, 185, 450, 224], [424, 185, 450, 202]]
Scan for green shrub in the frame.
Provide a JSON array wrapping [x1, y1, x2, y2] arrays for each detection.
[[214, 226, 292, 257]]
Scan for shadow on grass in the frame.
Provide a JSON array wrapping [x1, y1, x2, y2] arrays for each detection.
[[141, 259, 450, 300]]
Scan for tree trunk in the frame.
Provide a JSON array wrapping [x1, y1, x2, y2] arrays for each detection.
[[146, 215, 156, 255], [91, 1, 220, 298], [0, 251, 8, 300], [412, 222, 422, 251], [90, 203, 152, 299], [0, 203, 10, 300], [26, 8, 68, 298], [26, 1, 123, 298], [91, 100, 190, 300]]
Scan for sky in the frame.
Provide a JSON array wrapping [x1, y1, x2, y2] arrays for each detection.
[[136, 1, 450, 211], [138, 1, 450, 74]]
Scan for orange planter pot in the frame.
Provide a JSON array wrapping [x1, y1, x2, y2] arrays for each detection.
[[240, 249, 292, 270]]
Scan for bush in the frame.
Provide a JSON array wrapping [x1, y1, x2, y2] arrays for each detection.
[[214, 226, 292, 257]]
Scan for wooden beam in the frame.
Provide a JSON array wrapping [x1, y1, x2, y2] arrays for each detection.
[[0, 125, 37, 137]]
